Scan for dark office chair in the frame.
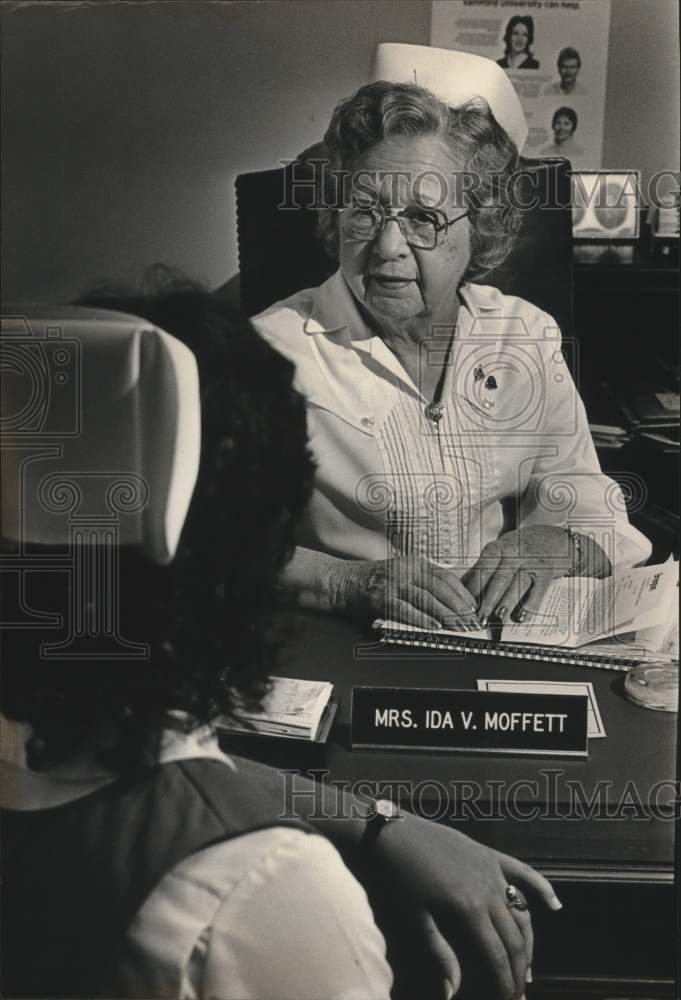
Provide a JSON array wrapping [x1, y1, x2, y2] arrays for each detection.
[[235, 152, 574, 340]]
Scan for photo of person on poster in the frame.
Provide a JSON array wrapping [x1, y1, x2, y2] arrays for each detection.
[[497, 15, 540, 70], [540, 106, 585, 157], [431, 0, 626, 181], [545, 47, 587, 96]]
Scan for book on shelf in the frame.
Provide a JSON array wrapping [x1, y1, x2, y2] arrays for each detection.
[[219, 676, 338, 743], [598, 381, 680, 432], [375, 560, 678, 671], [589, 423, 632, 450], [619, 387, 680, 430]]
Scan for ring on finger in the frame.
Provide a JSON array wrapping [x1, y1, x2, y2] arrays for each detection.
[[505, 884, 529, 912]]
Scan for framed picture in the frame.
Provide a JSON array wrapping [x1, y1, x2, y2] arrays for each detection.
[[571, 170, 641, 240]]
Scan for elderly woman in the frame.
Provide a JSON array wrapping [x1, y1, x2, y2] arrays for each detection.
[[497, 16, 540, 70], [254, 74, 650, 629]]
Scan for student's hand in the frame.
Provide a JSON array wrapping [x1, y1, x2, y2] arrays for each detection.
[[378, 810, 562, 999], [329, 555, 480, 629], [462, 526, 610, 626], [406, 909, 462, 999]]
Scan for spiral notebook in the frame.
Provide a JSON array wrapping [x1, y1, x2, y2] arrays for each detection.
[[376, 561, 678, 672]]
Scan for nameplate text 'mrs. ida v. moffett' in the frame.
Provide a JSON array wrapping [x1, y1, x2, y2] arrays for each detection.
[[351, 687, 589, 757]]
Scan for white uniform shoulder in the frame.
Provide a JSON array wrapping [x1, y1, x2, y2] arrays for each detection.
[[203, 829, 393, 999], [462, 283, 561, 345], [252, 286, 317, 358], [110, 827, 392, 1000]]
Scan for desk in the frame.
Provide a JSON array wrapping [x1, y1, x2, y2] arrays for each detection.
[[226, 612, 679, 998]]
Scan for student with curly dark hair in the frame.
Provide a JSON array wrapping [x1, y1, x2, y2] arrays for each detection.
[[1, 274, 563, 1000], [2, 277, 315, 775]]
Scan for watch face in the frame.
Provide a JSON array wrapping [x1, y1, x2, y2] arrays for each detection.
[[376, 799, 399, 820]]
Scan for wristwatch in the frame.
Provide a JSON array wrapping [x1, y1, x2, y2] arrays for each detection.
[[360, 798, 403, 848]]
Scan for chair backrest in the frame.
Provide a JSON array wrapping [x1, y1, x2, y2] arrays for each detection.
[[236, 155, 574, 339]]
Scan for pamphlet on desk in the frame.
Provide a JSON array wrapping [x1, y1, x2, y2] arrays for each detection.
[[219, 677, 337, 743], [376, 560, 679, 671]]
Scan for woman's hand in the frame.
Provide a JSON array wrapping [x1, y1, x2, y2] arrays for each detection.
[[251, 754, 560, 998], [329, 555, 479, 629], [378, 810, 562, 998], [462, 526, 610, 626]]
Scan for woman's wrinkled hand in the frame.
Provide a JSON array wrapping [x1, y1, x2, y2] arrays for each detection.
[[329, 554, 479, 629], [462, 525, 609, 626], [379, 811, 562, 998]]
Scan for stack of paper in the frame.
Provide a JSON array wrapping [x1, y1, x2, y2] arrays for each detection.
[[222, 677, 336, 742]]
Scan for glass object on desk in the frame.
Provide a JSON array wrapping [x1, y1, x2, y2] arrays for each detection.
[[624, 661, 679, 713]]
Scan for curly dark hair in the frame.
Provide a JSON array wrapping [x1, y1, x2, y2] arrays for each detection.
[[0, 268, 315, 774], [316, 81, 521, 281]]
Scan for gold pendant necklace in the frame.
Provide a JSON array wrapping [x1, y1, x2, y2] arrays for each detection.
[[424, 327, 456, 424]]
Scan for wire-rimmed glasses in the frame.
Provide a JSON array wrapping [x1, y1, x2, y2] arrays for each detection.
[[339, 203, 469, 250]]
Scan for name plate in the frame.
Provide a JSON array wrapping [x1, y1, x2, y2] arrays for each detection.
[[351, 686, 588, 757]]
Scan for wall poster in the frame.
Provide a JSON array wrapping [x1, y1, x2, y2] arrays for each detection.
[[431, 0, 612, 168]]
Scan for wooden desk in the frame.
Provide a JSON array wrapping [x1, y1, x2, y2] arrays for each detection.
[[226, 612, 679, 998]]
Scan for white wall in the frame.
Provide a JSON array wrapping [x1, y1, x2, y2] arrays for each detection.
[[1, 0, 678, 303]]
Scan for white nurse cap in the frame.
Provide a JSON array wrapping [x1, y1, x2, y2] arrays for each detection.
[[1, 305, 201, 566], [371, 43, 528, 151]]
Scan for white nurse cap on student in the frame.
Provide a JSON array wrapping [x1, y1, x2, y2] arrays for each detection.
[[1, 305, 201, 565], [371, 43, 528, 151]]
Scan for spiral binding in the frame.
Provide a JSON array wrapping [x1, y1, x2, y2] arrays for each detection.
[[380, 630, 646, 672]]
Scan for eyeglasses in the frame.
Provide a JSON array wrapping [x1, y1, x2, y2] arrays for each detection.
[[339, 203, 469, 250]]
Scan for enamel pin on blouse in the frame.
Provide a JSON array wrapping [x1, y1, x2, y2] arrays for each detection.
[[473, 366, 499, 409]]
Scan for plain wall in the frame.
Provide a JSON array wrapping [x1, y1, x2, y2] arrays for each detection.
[[1, 0, 679, 303], [1, 1, 430, 303], [603, 0, 680, 181]]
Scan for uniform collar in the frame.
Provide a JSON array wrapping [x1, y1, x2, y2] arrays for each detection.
[[0, 714, 234, 811], [304, 270, 418, 395], [304, 269, 501, 341], [303, 271, 503, 403], [458, 281, 502, 316], [304, 269, 372, 347]]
